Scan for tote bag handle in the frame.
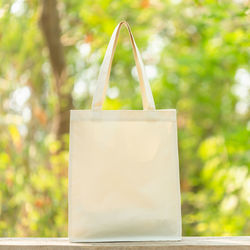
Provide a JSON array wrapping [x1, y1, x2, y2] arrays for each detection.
[[92, 21, 156, 111]]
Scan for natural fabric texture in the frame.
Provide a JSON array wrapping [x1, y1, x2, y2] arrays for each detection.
[[68, 21, 182, 242]]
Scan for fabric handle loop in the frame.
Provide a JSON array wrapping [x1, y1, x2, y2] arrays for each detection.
[[91, 21, 156, 110]]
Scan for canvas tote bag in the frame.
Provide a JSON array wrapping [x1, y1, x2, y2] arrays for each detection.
[[69, 21, 182, 242]]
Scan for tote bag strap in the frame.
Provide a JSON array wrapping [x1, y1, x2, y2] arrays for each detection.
[[92, 21, 156, 110]]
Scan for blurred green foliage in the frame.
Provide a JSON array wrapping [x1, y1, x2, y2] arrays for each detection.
[[0, 0, 250, 236]]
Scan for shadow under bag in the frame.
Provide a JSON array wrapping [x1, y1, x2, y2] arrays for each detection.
[[68, 21, 182, 242]]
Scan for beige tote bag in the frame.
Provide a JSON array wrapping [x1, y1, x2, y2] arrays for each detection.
[[68, 21, 182, 242]]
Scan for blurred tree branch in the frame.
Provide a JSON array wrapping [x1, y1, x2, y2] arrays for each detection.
[[40, 0, 72, 138]]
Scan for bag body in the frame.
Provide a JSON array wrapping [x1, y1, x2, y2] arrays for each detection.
[[68, 21, 182, 242]]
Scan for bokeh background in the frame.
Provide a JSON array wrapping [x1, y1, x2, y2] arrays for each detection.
[[0, 0, 250, 237]]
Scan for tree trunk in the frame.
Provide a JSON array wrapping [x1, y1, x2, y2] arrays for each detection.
[[39, 0, 72, 138]]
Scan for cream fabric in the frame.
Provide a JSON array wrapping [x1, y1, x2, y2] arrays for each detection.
[[92, 21, 155, 110], [68, 21, 182, 242]]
